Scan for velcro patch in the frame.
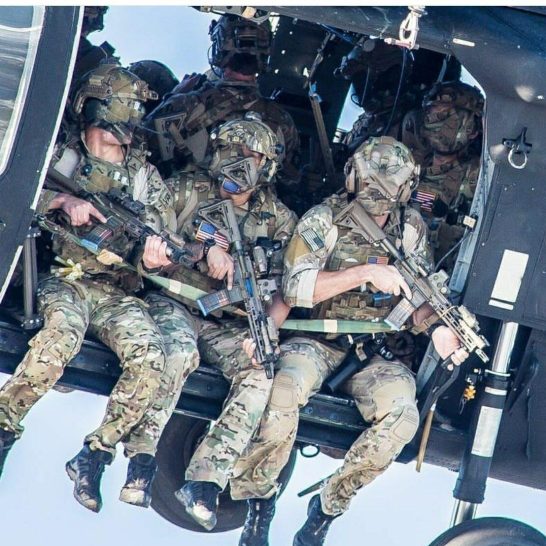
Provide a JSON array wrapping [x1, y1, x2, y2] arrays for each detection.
[[367, 255, 389, 265], [300, 228, 324, 252]]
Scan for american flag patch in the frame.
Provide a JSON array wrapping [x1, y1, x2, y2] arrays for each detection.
[[300, 227, 324, 252], [412, 189, 437, 212], [367, 255, 389, 265], [195, 222, 230, 250]]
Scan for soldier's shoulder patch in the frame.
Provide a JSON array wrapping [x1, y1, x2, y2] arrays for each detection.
[[300, 227, 325, 252]]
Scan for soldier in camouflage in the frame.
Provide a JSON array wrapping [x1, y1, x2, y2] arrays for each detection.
[[341, 41, 461, 165], [145, 13, 300, 198], [0, 65, 179, 514], [122, 115, 297, 525], [232, 137, 469, 546], [407, 81, 484, 269]]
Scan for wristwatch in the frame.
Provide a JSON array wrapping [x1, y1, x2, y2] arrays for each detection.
[[202, 238, 216, 258], [426, 321, 443, 337]]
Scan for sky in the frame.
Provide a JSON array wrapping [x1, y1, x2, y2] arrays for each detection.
[[0, 6, 544, 546]]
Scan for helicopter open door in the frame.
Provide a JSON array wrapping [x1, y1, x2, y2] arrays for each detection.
[[0, 7, 80, 303]]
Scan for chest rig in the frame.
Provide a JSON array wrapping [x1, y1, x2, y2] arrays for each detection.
[[313, 201, 403, 322], [167, 168, 218, 231], [414, 157, 474, 214], [167, 189, 279, 313], [238, 190, 278, 241]]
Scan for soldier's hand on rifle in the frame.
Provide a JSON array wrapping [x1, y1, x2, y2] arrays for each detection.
[[431, 325, 469, 369], [242, 338, 259, 367], [365, 265, 412, 299], [143, 235, 172, 269], [51, 193, 107, 226], [206, 246, 235, 290]]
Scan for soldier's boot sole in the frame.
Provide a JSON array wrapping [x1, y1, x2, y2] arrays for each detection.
[[65, 459, 102, 513], [175, 487, 217, 531], [119, 486, 151, 508]]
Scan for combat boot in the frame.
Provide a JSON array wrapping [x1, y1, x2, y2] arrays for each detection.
[[239, 495, 277, 546], [0, 428, 16, 478], [293, 495, 339, 546], [175, 480, 222, 531], [65, 444, 113, 513], [119, 453, 157, 508]]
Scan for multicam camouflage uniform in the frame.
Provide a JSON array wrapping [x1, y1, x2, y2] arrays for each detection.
[[231, 191, 431, 516], [413, 155, 480, 266], [408, 81, 483, 268], [146, 78, 300, 188], [123, 185, 297, 483], [90, 155, 208, 461], [0, 136, 175, 457]]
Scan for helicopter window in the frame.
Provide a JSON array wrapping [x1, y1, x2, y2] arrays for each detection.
[[0, 6, 44, 175]]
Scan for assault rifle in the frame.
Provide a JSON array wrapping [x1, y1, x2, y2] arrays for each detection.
[[195, 200, 280, 379], [45, 167, 191, 264], [333, 200, 490, 366]]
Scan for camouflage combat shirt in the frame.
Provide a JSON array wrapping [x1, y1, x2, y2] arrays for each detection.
[[37, 133, 176, 290]]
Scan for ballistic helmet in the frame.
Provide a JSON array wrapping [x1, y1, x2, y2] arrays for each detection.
[[209, 14, 272, 75], [209, 112, 281, 193], [72, 64, 158, 142], [345, 136, 419, 215], [422, 81, 484, 153], [127, 60, 179, 112]]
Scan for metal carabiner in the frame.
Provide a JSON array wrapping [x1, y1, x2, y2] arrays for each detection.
[[385, 5, 426, 50]]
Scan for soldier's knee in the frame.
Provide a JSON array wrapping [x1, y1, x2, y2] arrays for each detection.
[[269, 368, 309, 412], [129, 336, 168, 375], [169, 343, 200, 375], [386, 402, 419, 445], [30, 311, 85, 365]]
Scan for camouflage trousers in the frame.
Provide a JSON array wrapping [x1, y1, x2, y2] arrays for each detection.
[[0, 276, 166, 457], [230, 336, 419, 516], [119, 292, 273, 490], [122, 292, 200, 458], [186, 316, 273, 490]]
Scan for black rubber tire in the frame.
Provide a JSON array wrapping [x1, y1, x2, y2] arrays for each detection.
[[151, 413, 297, 533], [428, 517, 546, 546]]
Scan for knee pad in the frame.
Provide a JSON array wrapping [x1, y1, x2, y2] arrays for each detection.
[[29, 317, 84, 365], [387, 403, 419, 445], [269, 365, 317, 412], [269, 370, 301, 412]]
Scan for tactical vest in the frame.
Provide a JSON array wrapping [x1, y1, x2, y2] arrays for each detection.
[[238, 190, 278, 241], [312, 197, 402, 322], [165, 189, 279, 312], [166, 168, 218, 231], [413, 156, 478, 214], [49, 139, 155, 290]]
